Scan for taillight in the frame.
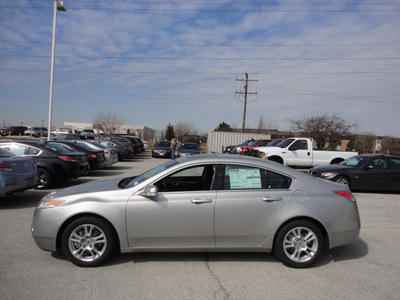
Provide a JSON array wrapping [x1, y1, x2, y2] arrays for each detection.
[[88, 154, 100, 158], [0, 163, 13, 171], [59, 156, 77, 162], [124, 146, 130, 150], [334, 191, 355, 202]]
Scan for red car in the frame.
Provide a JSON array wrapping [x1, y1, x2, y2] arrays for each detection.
[[240, 139, 274, 155], [1, 126, 28, 136]]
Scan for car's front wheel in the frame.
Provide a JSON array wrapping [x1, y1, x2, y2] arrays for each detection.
[[274, 220, 323, 268], [334, 176, 350, 185], [61, 217, 117, 267]]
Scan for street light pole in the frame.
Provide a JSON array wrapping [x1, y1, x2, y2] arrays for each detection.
[[47, 0, 67, 140]]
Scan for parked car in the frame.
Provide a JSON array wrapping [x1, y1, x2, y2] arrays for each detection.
[[152, 141, 172, 158], [31, 154, 360, 268], [249, 139, 283, 157], [143, 140, 149, 150], [240, 139, 274, 155], [0, 126, 28, 136], [81, 129, 95, 140], [84, 141, 118, 166], [224, 139, 254, 154], [50, 140, 106, 170], [97, 140, 133, 161], [102, 136, 136, 157], [178, 142, 201, 157], [0, 148, 39, 196], [50, 127, 73, 137], [254, 137, 358, 167], [309, 154, 400, 192], [54, 134, 87, 140], [120, 136, 143, 154], [0, 141, 89, 189], [24, 127, 48, 138]]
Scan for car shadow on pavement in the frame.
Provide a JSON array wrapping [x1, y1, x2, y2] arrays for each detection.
[[0, 190, 49, 209], [317, 237, 368, 266]]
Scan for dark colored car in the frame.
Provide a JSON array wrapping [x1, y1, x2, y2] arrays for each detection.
[[0, 141, 89, 189], [152, 141, 172, 158], [54, 134, 87, 140], [309, 154, 400, 192], [102, 136, 136, 157], [0, 148, 39, 196], [178, 142, 201, 157], [1, 126, 28, 136], [97, 140, 133, 161], [50, 140, 106, 170]]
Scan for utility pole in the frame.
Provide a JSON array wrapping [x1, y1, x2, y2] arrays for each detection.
[[235, 73, 258, 133]]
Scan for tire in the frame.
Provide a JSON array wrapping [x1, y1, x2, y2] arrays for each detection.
[[61, 217, 116, 267], [334, 176, 349, 186], [36, 168, 52, 189], [274, 220, 323, 268]]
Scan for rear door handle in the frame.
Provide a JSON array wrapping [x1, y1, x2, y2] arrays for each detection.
[[262, 196, 282, 202], [191, 198, 213, 204]]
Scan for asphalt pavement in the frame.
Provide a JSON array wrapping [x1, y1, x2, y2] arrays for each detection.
[[1, 152, 399, 300]]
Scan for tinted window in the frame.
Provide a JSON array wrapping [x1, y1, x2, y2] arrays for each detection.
[[389, 157, 400, 170], [223, 164, 291, 190]]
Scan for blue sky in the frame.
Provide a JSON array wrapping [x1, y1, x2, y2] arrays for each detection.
[[1, 0, 400, 137]]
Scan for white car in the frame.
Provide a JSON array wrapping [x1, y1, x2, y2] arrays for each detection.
[[51, 127, 72, 137]]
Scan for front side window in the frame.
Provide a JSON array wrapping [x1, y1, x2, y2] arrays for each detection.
[[154, 164, 216, 192], [223, 164, 292, 190]]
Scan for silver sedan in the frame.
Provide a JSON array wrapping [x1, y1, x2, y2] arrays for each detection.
[[31, 154, 360, 268]]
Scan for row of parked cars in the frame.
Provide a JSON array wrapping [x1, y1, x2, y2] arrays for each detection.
[[0, 135, 147, 196], [152, 141, 201, 158], [0, 126, 98, 139]]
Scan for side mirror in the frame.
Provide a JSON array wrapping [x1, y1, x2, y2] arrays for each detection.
[[366, 165, 374, 170], [140, 185, 158, 197]]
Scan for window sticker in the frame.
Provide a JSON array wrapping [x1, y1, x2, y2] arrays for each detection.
[[229, 168, 262, 189]]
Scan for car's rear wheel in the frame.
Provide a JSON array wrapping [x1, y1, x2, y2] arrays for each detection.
[[61, 217, 116, 267], [36, 168, 51, 189], [275, 220, 323, 268], [334, 176, 350, 185]]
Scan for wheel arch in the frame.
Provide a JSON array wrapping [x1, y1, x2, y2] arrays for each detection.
[[273, 216, 330, 249], [268, 155, 284, 164], [330, 158, 344, 165], [56, 213, 121, 252]]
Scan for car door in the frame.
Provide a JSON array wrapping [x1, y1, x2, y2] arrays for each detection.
[[214, 164, 291, 246], [352, 157, 388, 190], [284, 139, 312, 167], [387, 157, 400, 191], [126, 164, 217, 248]]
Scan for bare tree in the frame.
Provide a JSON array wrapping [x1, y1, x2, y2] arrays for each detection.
[[353, 132, 377, 153], [380, 136, 400, 155], [174, 122, 198, 139], [290, 113, 358, 149], [93, 111, 125, 136], [257, 116, 276, 131]]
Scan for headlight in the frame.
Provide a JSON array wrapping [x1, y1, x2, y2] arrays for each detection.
[[321, 172, 335, 177], [37, 195, 65, 209], [237, 147, 242, 152]]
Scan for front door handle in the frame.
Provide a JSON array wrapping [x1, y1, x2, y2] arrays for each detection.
[[191, 198, 213, 204], [262, 196, 282, 202]]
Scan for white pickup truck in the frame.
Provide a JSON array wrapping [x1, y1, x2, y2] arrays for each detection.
[[254, 137, 357, 168]]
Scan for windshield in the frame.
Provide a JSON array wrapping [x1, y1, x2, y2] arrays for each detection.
[[340, 156, 369, 167], [180, 143, 199, 150], [0, 148, 15, 157], [267, 140, 281, 147], [121, 160, 179, 188], [155, 141, 170, 147], [275, 139, 295, 148], [45, 143, 76, 154]]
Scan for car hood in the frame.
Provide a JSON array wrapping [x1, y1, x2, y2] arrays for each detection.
[[47, 178, 124, 199], [311, 164, 353, 172]]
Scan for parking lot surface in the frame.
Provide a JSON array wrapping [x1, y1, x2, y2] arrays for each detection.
[[1, 152, 399, 300]]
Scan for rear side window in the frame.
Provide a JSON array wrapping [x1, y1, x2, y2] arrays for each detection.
[[222, 164, 292, 190], [389, 158, 400, 170]]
